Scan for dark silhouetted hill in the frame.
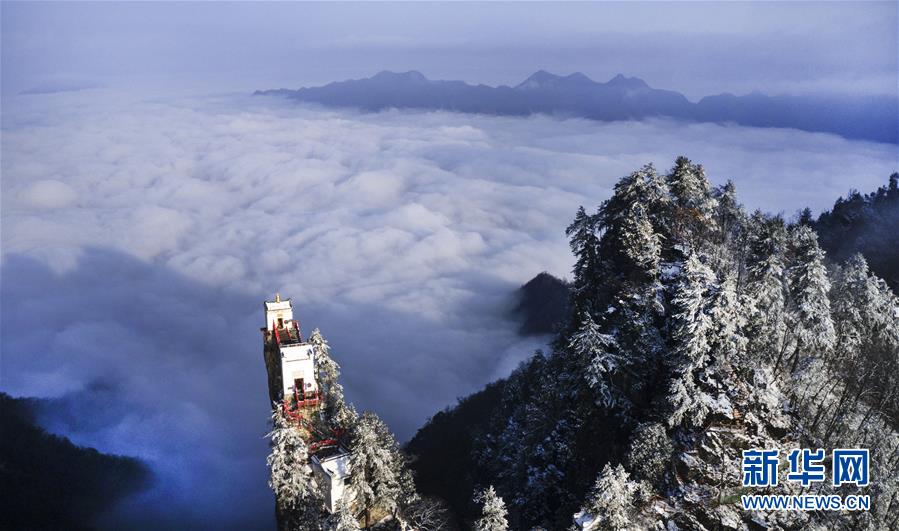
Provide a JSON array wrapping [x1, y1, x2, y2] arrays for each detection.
[[512, 271, 571, 335], [404, 380, 507, 528], [0, 392, 152, 530], [257, 71, 897, 143]]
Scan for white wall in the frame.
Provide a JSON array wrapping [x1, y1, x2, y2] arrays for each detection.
[[280, 344, 317, 397], [311, 457, 351, 513], [264, 300, 293, 331]]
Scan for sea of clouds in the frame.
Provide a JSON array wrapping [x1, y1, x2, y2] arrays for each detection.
[[1, 89, 896, 528]]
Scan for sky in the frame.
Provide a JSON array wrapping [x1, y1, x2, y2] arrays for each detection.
[[1, 2, 898, 530], [2, 2, 897, 99]]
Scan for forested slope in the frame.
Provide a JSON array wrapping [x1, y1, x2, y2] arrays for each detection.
[[407, 158, 899, 530], [805, 172, 899, 293], [0, 393, 151, 530]]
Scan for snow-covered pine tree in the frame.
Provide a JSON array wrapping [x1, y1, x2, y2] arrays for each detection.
[[597, 164, 667, 282], [706, 271, 746, 364], [713, 180, 743, 243], [266, 406, 323, 530], [566, 206, 603, 316], [827, 255, 899, 432], [711, 180, 745, 272], [310, 328, 338, 394], [325, 499, 361, 531], [831, 254, 899, 361], [573, 164, 669, 420], [393, 461, 423, 524], [583, 464, 637, 530], [780, 225, 835, 374], [620, 202, 663, 279], [624, 422, 673, 486], [666, 156, 718, 246], [310, 328, 358, 430], [348, 411, 404, 528], [473, 486, 509, 531], [665, 252, 718, 427], [742, 212, 788, 362], [569, 311, 620, 409]]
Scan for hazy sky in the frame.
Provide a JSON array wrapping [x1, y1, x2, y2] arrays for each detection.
[[3, 1, 897, 98]]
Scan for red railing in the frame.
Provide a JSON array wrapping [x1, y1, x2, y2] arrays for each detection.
[[280, 396, 345, 454], [293, 388, 320, 407], [293, 319, 303, 342], [281, 392, 321, 421], [310, 438, 339, 452]]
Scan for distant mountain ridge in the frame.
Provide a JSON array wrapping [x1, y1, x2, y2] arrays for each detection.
[[256, 70, 897, 143]]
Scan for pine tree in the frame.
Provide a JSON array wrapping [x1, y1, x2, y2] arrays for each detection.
[[666, 156, 718, 246], [715, 181, 743, 235], [619, 202, 663, 279], [310, 328, 357, 430], [667, 157, 714, 212], [742, 213, 787, 362], [598, 164, 668, 281], [781, 226, 835, 374], [566, 206, 603, 316], [348, 412, 404, 528], [829, 255, 899, 422], [712, 180, 745, 269], [266, 406, 323, 529], [707, 271, 746, 363], [584, 464, 636, 530], [625, 422, 673, 486], [666, 252, 718, 427], [569, 311, 620, 408], [325, 499, 361, 531], [572, 164, 669, 421], [473, 486, 509, 531]]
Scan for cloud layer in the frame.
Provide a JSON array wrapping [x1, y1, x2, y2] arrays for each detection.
[[1, 90, 896, 528]]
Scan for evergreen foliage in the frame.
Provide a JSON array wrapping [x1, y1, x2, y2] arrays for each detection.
[[584, 464, 637, 530], [473, 486, 509, 531], [810, 172, 899, 292], [266, 407, 325, 529], [267, 406, 316, 508], [310, 328, 358, 430], [408, 157, 899, 530], [348, 411, 407, 528], [325, 499, 361, 531]]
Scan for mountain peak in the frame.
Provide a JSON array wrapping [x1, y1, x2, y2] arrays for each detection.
[[565, 72, 594, 83], [370, 70, 429, 83], [516, 70, 564, 90], [516, 70, 597, 90], [606, 73, 649, 90]]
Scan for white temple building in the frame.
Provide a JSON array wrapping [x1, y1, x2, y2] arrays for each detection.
[[262, 294, 351, 515], [262, 294, 319, 405], [310, 446, 354, 513]]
